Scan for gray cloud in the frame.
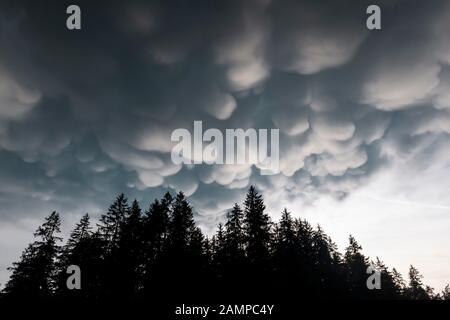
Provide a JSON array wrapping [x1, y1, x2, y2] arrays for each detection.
[[0, 0, 449, 227]]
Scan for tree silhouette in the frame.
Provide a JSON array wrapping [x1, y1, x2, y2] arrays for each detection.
[[56, 214, 103, 298], [344, 235, 370, 299], [405, 265, 430, 300], [224, 203, 245, 267], [273, 209, 299, 295], [243, 186, 272, 269], [141, 193, 171, 295], [117, 199, 143, 298], [3, 212, 62, 298], [163, 192, 206, 297], [442, 285, 450, 300], [1, 186, 447, 302], [97, 193, 130, 296]]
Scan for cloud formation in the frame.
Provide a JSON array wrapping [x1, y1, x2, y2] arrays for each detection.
[[0, 0, 449, 227]]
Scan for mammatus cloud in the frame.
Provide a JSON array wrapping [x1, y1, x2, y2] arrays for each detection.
[[0, 0, 448, 224]]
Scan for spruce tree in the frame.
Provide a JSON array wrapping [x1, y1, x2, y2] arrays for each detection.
[[118, 199, 143, 297], [405, 265, 430, 300], [98, 193, 130, 250], [442, 284, 450, 300], [142, 192, 172, 295], [224, 204, 246, 280], [273, 209, 298, 294], [164, 192, 205, 296], [243, 186, 272, 264], [372, 258, 403, 299], [56, 213, 104, 298], [242, 186, 272, 294], [344, 235, 370, 299], [97, 193, 130, 296], [3, 212, 62, 297]]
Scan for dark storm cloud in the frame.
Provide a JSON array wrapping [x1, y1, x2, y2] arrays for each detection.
[[0, 0, 449, 223]]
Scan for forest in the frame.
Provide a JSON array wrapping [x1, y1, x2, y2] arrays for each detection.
[[1, 186, 449, 302]]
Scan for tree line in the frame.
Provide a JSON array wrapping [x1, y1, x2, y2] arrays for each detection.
[[1, 186, 449, 301]]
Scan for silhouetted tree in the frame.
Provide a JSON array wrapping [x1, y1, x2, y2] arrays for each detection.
[[225, 204, 245, 262], [370, 258, 404, 299], [163, 192, 206, 296], [293, 218, 316, 292], [2, 187, 447, 302], [391, 268, 406, 298], [222, 204, 246, 285], [3, 212, 62, 298], [56, 214, 103, 298], [211, 223, 227, 279], [311, 226, 343, 297], [97, 193, 130, 296], [405, 265, 430, 300], [273, 209, 297, 292], [118, 199, 143, 297], [243, 186, 272, 268], [344, 235, 370, 299], [142, 192, 172, 294], [442, 284, 450, 300]]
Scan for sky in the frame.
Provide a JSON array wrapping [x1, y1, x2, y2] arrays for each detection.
[[0, 0, 450, 291]]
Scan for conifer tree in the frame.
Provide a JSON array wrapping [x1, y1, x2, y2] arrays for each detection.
[[224, 204, 246, 278], [97, 193, 130, 296], [311, 225, 337, 296], [98, 193, 130, 250], [56, 214, 103, 298], [225, 204, 245, 255], [164, 192, 205, 295], [142, 192, 172, 294], [118, 199, 143, 297], [212, 223, 227, 279], [344, 235, 370, 299], [243, 186, 272, 266], [272, 209, 298, 294], [2, 189, 447, 301], [441, 284, 450, 300], [372, 258, 403, 299], [405, 265, 430, 300], [3, 212, 62, 297]]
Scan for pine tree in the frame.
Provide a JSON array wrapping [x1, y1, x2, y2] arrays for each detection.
[[344, 235, 370, 299], [118, 199, 143, 297], [273, 209, 298, 294], [66, 214, 92, 251], [212, 223, 227, 279], [97, 193, 130, 296], [164, 192, 205, 296], [167, 192, 195, 253], [405, 265, 430, 300], [98, 193, 130, 250], [242, 186, 272, 294], [372, 258, 403, 299], [391, 268, 406, 298], [441, 284, 450, 300], [3, 212, 62, 297], [311, 225, 337, 297], [225, 203, 245, 257], [243, 186, 272, 266], [142, 192, 172, 295], [2, 189, 448, 301], [223, 204, 245, 279], [293, 218, 315, 292], [56, 214, 103, 298]]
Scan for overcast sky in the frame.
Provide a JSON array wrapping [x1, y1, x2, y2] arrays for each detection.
[[0, 0, 450, 291]]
